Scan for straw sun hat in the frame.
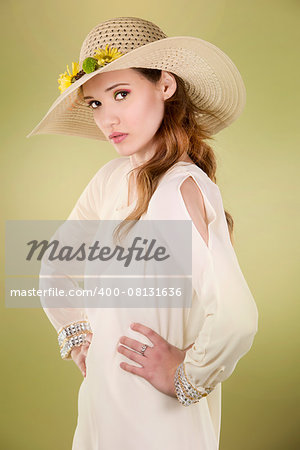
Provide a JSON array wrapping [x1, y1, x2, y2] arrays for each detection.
[[26, 16, 246, 140]]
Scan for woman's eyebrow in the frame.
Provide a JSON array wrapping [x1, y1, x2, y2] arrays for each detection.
[[83, 83, 131, 100]]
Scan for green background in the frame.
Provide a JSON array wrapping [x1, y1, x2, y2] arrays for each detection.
[[1, 0, 299, 448]]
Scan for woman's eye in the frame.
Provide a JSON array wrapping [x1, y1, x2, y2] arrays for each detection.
[[114, 90, 130, 100], [87, 90, 129, 110], [88, 100, 101, 110]]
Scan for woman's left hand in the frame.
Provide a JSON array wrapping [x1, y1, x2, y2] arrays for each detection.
[[117, 322, 192, 398]]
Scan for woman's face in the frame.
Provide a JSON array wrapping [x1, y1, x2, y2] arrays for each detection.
[[82, 68, 176, 162]]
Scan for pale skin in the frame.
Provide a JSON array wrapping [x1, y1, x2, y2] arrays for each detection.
[[71, 331, 194, 398], [71, 68, 209, 399]]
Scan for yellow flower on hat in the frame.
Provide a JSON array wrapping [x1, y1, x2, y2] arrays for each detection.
[[93, 44, 123, 67], [57, 45, 123, 95], [58, 62, 80, 94]]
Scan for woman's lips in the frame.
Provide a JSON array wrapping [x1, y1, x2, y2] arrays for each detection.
[[111, 134, 128, 143]]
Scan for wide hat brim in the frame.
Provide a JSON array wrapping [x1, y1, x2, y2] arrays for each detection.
[[26, 35, 246, 140]]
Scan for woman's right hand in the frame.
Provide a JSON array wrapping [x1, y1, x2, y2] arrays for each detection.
[[70, 332, 93, 377]]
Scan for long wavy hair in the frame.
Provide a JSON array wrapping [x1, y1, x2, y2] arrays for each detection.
[[82, 68, 235, 246]]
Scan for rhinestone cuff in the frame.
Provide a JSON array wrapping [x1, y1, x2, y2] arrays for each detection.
[[174, 362, 214, 406], [58, 320, 92, 347], [60, 333, 89, 359], [57, 320, 92, 360]]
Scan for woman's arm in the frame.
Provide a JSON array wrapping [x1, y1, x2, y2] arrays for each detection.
[[174, 174, 259, 405], [40, 160, 114, 360], [145, 171, 258, 404]]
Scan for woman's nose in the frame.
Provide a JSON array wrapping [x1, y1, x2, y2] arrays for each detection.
[[94, 107, 120, 131]]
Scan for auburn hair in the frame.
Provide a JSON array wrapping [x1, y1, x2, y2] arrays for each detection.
[[80, 68, 234, 246]]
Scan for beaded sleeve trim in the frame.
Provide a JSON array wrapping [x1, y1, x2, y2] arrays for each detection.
[[57, 320, 92, 360], [174, 362, 214, 406]]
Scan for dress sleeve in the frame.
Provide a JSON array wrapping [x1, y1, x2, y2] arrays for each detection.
[[39, 161, 112, 360], [148, 170, 259, 406], [176, 226, 259, 406]]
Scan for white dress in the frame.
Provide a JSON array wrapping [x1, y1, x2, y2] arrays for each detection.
[[40, 156, 258, 450]]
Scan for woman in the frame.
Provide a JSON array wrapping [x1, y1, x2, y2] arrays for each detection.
[[27, 16, 259, 450]]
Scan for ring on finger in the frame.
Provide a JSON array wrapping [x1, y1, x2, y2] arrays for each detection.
[[140, 344, 148, 356]]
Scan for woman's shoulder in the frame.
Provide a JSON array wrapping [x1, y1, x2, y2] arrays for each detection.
[[159, 162, 221, 198], [92, 156, 129, 184], [98, 156, 129, 174], [147, 162, 223, 223]]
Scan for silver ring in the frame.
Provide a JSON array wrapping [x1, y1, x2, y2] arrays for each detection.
[[140, 344, 148, 356]]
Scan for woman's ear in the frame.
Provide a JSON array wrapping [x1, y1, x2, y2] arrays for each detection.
[[159, 70, 177, 100]]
